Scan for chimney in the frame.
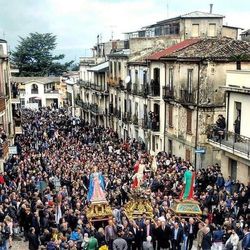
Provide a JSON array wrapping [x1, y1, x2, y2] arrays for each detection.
[[209, 4, 213, 14]]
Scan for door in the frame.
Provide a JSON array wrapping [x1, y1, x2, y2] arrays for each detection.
[[230, 159, 237, 181], [234, 102, 241, 135]]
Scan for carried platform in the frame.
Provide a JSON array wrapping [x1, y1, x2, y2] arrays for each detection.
[[124, 198, 153, 220], [86, 201, 113, 222], [171, 199, 202, 216]]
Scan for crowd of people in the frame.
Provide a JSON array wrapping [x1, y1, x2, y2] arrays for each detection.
[[0, 107, 248, 250]]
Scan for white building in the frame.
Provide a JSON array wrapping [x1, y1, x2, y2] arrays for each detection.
[[209, 70, 250, 183], [11, 77, 63, 109]]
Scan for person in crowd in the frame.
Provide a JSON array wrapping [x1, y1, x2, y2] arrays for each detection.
[[201, 227, 212, 250], [226, 229, 239, 250], [142, 235, 153, 250], [28, 227, 39, 250], [113, 230, 128, 250], [171, 222, 183, 250]]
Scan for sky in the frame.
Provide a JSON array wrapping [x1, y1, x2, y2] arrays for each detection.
[[0, 0, 250, 62]]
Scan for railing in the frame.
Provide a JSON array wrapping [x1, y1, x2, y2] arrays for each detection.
[[0, 98, 5, 112], [208, 129, 250, 158], [89, 103, 100, 114], [138, 118, 149, 129], [149, 120, 160, 132], [75, 99, 84, 107], [132, 84, 138, 95], [179, 89, 195, 104], [132, 114, 138, 125], [149, 80, 160, 96], [44, 89, 59, 94], [109, 105, 114, 115], [0, 141, 8, 159], [78, 80, 91, 88], [122, 112, 132, 123], [31, 89, 38, 94], [162, 86, 174, 100]]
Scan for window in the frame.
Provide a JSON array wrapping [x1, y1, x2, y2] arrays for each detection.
[[118, 62, 121, 73], [187, 69, 193, 93], [135, 70, 138, 84], [114, 62, 117, 78], [187, 109, 192, 134], [31, 84, 38, 94], [208, 24, 216, 37], [169, 68, 173, 90], [185, 149, 191, 162], [192, 24, 199, 37], [169, 105, 173, 127]]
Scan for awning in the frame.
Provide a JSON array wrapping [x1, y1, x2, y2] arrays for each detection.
[[88, 61, 109, 73]]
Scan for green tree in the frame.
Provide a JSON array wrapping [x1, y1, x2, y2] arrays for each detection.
[[12, 33, 73, 76], [230, 53, 250, 70]]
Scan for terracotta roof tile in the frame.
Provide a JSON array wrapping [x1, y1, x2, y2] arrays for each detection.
[[147, 39, 200, 60]]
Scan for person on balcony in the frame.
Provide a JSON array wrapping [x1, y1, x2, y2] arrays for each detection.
[[234, 116, 241, 142], [214, 114, 226, 140]]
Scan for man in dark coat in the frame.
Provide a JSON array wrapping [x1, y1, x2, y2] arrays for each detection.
[[201, 227, 212, 250], [28, 227, 39, 250], [171, 222, 183, 250], [155, 220, 171, 250]]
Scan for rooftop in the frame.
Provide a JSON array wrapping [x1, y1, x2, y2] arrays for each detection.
[[168, 38, 250, 60], [11, 77, 60, 84], [154, 38, 250, 61], [147, 39, 200, 60]]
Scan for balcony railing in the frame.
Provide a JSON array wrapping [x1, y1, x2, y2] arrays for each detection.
[[162, 86, 174, 101], [132, 114, 138, 125], [122, 112, 132, 123], [78, 80, 91, 88], [138, 118, 149, 129], [0, 141, 8, 159], [44, 89, 59, 94], [0, 98, 5, 113], [149, 120, 160, 132], [31, 89, 38, 94], [179, 89, 195, 104], [149, 80, 160, 96], [208, 130, 250, 158], [89, 103, 103, 115]]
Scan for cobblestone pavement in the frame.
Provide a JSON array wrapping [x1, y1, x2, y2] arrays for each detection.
[[12, 240, 28, 250]]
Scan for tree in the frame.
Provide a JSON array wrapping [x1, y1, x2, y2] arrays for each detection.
[[230, 53, 250, 70], [11, 33, 73, 76]]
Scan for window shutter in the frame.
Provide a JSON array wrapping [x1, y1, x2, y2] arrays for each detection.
[[187, 109, 192, 133], [185, 149, 191, 162]]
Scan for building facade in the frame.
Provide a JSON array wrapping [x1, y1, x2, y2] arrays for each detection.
[[209, 70, 250, 183], [0, 39, 15, 170], [11, 77, 64, 109]]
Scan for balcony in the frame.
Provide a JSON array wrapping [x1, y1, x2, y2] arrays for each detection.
[[208, 130, 250, 160], [149, 80, 160, 97], [0, 141, 8, 159], [162, 86, 174, 101], [138, 118, 149, 129], [78, 80, 91, 88], [122, 112, 132, 123], [44, 89, 59, 94], [132, 114, 138, 126], [31, 89, 39, 94], [89, 103, 103, 115], [179, 89, 195, 105], [0, 98, 5, 113]]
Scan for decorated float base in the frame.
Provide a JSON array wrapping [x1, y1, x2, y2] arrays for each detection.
[[86, 201, 113, 222], [171, 199, 202, 217], [124, 198, 153, 220]]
